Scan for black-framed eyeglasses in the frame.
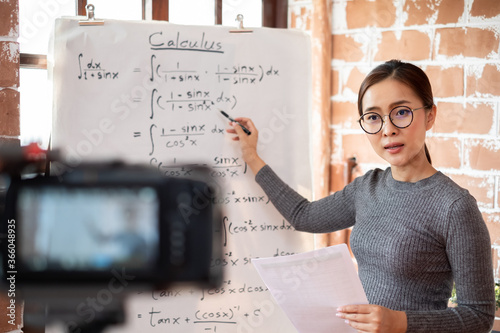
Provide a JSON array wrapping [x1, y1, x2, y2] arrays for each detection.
[[358, 105, 430, 134]]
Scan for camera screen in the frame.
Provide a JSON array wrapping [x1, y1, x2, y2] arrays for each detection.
[[16, 186, 160, 272]]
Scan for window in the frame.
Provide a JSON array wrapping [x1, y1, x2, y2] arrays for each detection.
[[19, 0, 278, 148], [19, 0, 76, 147], [169, 1, 215, 25]]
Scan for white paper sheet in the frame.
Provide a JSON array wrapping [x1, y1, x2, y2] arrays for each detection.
[[252, 243, 368, 333]]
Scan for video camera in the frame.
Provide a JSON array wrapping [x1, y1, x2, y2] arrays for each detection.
[[0, 144, 223, 332]]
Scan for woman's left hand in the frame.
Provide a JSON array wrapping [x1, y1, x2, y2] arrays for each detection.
[[336, 304, 407, 333]]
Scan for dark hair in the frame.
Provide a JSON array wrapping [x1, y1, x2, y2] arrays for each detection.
[[357, 60, 434, 164]]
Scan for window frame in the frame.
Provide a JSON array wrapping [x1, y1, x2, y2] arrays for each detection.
[[18, 1, 287, 70]]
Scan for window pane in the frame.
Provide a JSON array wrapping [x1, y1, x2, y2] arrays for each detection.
[[19, 0, 76, 54], [222, 0, 262, 28], [169, 0, 215, 26], [19, 69, 51, 148], [90, 0, 143, 20]]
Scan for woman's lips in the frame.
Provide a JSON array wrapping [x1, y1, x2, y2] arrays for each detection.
[[384, 143, 404, 153]]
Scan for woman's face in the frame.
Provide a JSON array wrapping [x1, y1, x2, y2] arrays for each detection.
[[360, 78, 435, 170]]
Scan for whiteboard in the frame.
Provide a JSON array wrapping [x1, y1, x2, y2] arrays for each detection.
[[50, 18, 313, 333]]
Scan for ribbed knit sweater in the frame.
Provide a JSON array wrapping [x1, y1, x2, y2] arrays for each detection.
[[255, 165, 495, 332]]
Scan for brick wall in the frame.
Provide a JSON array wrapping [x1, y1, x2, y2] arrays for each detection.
[[0, 1, 22, 332], [291, 0, 500, 328], [0, 0, 20, 144], [330, 0, 500, 278]]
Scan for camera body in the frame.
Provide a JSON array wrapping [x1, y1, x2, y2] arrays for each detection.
[[1, 162, 222, 290]]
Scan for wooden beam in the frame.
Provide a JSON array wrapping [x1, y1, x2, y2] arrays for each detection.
[[311, 0, 334, 248], [215, 0, 222, 25], [152, 0, 169, 21], [20, 54, 47, 70], [77, 0, 87, 16], [262, 0, 287, 28]]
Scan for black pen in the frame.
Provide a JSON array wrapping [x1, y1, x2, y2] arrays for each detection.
[[220, 110, 251, 135]]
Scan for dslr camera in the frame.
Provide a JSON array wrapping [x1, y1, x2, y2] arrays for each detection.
[[0, 145, 222, 332]]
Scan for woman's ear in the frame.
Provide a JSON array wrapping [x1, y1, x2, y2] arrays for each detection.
[[426, 104, 437, 131]]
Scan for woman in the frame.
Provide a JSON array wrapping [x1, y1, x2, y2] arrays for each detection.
[[226, 60, 495, 333]]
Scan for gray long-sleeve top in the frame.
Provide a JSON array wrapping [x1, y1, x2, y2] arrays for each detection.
[[255, 165, 495, 332]]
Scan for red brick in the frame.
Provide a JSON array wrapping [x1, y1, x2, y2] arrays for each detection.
[[331, 129, 342, 164], [0, 41, 19, 88], [342, 133, 387, 165], [497, 176, 500, 209], [330, 163, 345, 192], [403, 0, 435, 26], [465, 139, 500, 171], [470, 0, 500, 19], [485, 213, 500, 292], [330, 160, 364, 192], [0, 294, 22, 331], [332, 34, 364, 62], [0, 137, 19, 144], [331, 69, 340, 96], [344, 67, 366, 96], [427, 137, 461, 168], [404, 0, 463, 26], [484, 212, 500, 242], [346, 0, 396, 29], [290, 5, 312, 31], [0, 89, 20, 137], [436, 27, 499, 59], [0, 0, 18, 38], [433, 102, 494, 134], [490, 231, 500, 284], [447, 174, 495, 208], [467, 64, 500, 97], [436, 0, 465, 25], [425, 66, 464, 98], [374, 30, 431, 62], [498, 112, 500, 139], [331, 101, 358, 130]]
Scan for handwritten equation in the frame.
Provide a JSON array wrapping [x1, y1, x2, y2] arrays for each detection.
[[77, 53, 119, 80], [147, 58, 279, 85], [76, 43, 282, 184], [133, 277, 275, 332]]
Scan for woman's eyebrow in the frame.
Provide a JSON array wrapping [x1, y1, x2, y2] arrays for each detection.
[[363, 100, 412, 114], [389, 100, 412, 108], [363, 106, 381, 113]]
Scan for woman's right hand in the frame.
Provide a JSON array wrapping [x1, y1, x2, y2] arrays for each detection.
[[226, 117, 266, 174]]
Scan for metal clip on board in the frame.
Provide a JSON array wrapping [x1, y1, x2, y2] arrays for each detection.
[[229, 14, 253, 33], [79, 4, 104, 26]]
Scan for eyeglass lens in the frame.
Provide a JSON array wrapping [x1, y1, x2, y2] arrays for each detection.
[[360, 106, 414, 134]]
